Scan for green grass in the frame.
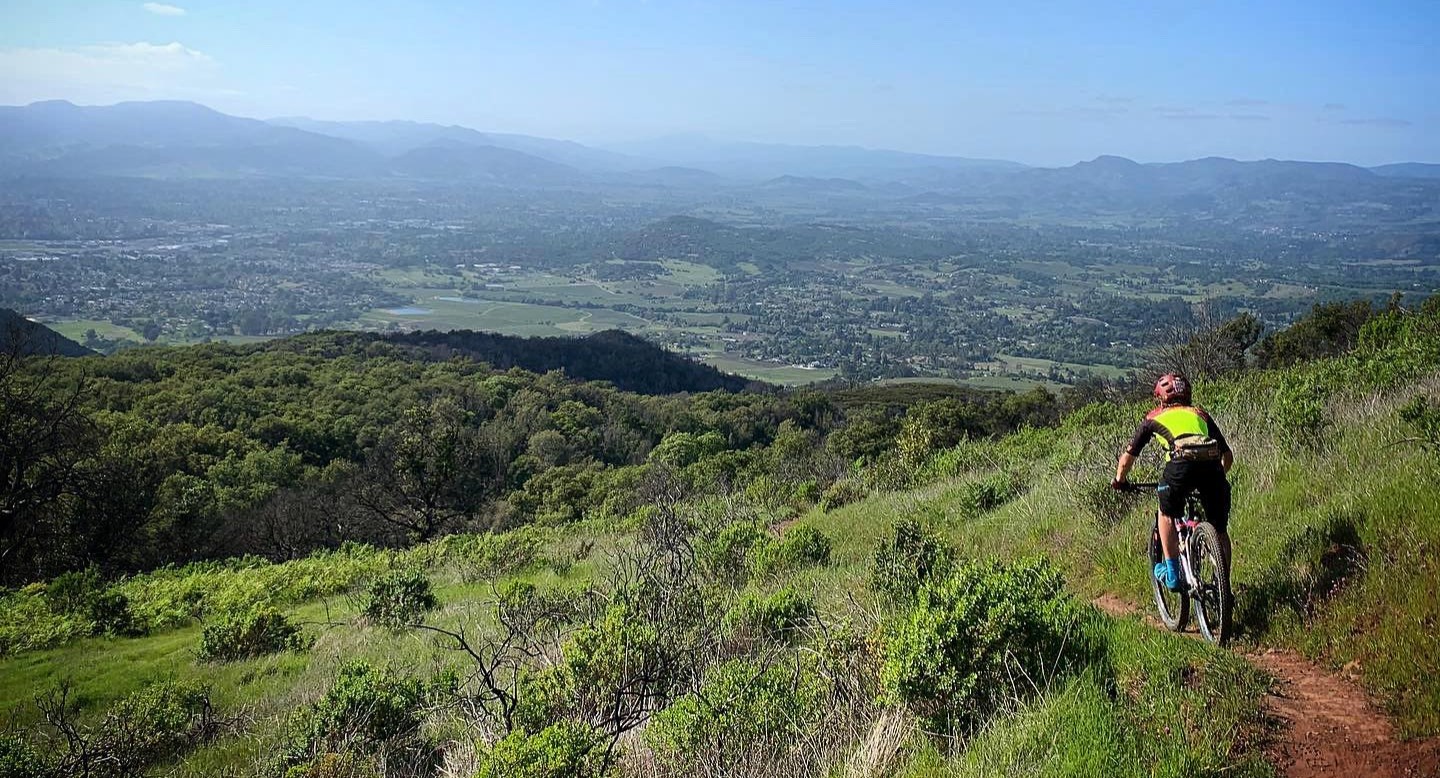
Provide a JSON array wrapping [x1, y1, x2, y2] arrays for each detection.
[[356, 293, 652, 337], [44, 318, 143, 343], [699, 354, 838, 385], [4, 320, 1435, 774], [984, 353, 1128, 379], [901, 619, 1273, 777], [800, 364, 1440, 738]]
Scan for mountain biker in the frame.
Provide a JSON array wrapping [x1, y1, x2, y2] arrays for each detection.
[[1111, 373, 1233, 592]]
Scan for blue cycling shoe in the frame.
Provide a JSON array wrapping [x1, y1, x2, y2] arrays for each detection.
[[1154, 559, 1183, 592]]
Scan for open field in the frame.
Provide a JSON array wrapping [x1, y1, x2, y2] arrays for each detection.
[[699, 353, 839, 385]]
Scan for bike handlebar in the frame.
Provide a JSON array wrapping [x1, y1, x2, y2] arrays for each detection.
[[1114, 481, 1158, 493]]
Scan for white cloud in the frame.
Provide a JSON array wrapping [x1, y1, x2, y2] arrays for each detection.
[[0, 42, 225, 105], [142, 3, 187, 15]]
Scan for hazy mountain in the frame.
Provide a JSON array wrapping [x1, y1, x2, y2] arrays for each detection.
[[603, 134, 1027, 181], [1, 100, 315, 151], [0, 100, 385, 177], [0, 309, 94, 357], [269, 116, 646, 171], [1370, 163, 1440, 179], [918, 155, 1440, 228], [758, 174, 868, 192], [388, 142, 585, 184], [617, 166, 729, 187]]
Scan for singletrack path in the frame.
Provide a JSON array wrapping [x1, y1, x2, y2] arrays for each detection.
[[1092, 594, 1440, 778]]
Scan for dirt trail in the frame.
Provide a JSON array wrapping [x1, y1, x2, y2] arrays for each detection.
[[1092, 594, 1440, 778]]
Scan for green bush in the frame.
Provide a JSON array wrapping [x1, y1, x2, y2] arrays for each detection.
[[1271, 375, 1330, 443], [1398, 394, 1440, 448], [695, 521, 767, 584], [818, 478, 867, 511], [279, 661, 433, 774], [512, 666, 578, 736], [197, 606, 308, 662], [94, 680, 217, 773], [870, 517, 954, 602], [646, 657, 829, 771], [0, 681, 215, 778], [497, 581, 595, 634], [474, 720, 606, 778], [0, 733, 47, 778], [361, 569, 437, 631], [881, 558, 1100, 735], [959, 472, 1024, 517], [282, 751, 379, 778], [752, 525, 832, 576], [563, 602, 674, 705], [723, 586, 816, 643], [41, 567, 141, 637], [431, 528, 548, 581]]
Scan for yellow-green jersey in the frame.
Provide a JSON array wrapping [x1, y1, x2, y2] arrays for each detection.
[[1125, 405, 1232, 463]]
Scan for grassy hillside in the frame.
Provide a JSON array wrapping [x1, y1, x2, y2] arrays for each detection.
[[1, 301, 1436, 776]]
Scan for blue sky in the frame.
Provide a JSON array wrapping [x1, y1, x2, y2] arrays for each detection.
[[2, 0, 1437, 165]]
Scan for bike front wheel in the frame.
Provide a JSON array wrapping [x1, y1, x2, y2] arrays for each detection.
[[1149, 526, 1189, 632], [1189, 522, 1233, 646]]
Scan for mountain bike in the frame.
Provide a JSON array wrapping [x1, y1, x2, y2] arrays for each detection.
[[1118, 482, 1233, 646]]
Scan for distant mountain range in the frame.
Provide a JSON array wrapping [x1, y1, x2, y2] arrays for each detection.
[[1, 100, 1437, 194], [602, 134, 1026, 180]]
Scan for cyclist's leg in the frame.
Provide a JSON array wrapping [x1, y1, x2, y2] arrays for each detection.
[[1156, 463, 1190, 556], [1156, 464, 1190, 590], [1197, 466, 1233, 574]]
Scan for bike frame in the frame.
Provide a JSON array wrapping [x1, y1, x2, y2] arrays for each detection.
[[1168, 495, 1205, 593]]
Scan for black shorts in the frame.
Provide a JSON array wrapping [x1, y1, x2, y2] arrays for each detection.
[[1157, 460, 1231, 533]]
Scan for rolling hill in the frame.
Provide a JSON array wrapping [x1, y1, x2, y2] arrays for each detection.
[[0, 308, 94, 356]]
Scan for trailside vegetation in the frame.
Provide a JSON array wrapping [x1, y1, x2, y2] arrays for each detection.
[[0, 297, 1435, 777]]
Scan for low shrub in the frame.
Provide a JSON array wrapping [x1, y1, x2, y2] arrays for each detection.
[[695, 521, 768, 584], [818, 478, 867, 512], [197, 607, 308, 662], [645, 657, 829, 772], [0, 733, 47, 778], [278, 661, 435, 775], [512, 666, 578, 736], [474, 720, 606, 778], [1398, 394, 1440, 449], [959, 472, 1024, 517], [432, 529, 547, 581], [723, 586, 816, 643], [870, 517, 954, 602], [22, 680, 218, 778], [281, 751, 377, 778], [1271, 375, 1330, 445], [361, 569, 437, 631], [751, 525, 833, 576], [1076, 479, 1134, 529], [881, 558, 1101, 737], [41, 567, 141, 637], [497, 581, 595, 634], [94, 680, 218, 773]]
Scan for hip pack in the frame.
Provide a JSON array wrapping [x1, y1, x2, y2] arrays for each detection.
[[1171, 435, 1222, 462]]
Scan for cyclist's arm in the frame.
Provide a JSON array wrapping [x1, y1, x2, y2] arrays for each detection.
[[1114, 421, 1156, 484], [1115, 451, 1138, 483]]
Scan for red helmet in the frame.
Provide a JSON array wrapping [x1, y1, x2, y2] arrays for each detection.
[[1153, 373, 1191, 404]]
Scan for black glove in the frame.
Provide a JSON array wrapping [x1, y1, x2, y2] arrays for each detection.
[[1110, 478, 1127, 491]]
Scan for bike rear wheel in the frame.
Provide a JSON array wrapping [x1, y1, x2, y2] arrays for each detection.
[[1149, 525, 1189, 631], [1190, 521, 1233, 646]]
